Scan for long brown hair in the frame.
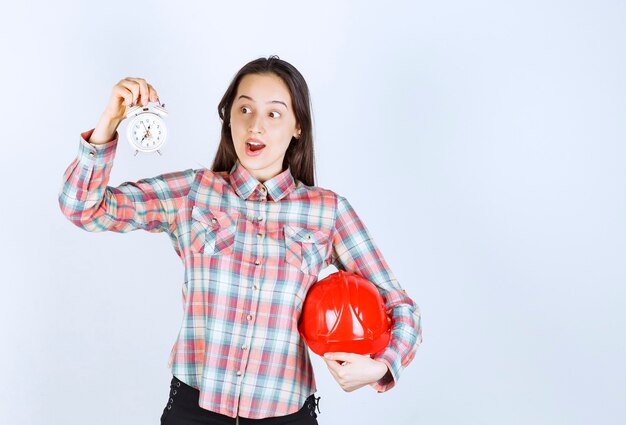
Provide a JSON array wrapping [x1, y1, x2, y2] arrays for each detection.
[[211, 55, 315, 186]]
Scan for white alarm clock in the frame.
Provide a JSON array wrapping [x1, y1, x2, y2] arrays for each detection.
[[125, 99, 168, 156]]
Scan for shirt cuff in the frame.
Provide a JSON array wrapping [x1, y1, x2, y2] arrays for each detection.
[[369, 348, 399, 393], [78, 127, 118, 166]]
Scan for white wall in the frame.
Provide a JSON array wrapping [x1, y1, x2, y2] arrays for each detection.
[[0, 0, 624, 424]]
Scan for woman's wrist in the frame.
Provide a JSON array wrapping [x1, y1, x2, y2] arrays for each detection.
[[379, 367, 393, 384], [89, 112, 123, 145], [374, 360, 391, 382]]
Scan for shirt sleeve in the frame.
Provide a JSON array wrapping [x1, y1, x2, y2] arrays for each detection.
[[330, 194, 423, 393], [58, 128, 197, 246]]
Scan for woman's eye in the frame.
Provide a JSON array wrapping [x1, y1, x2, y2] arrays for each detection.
[[239, 106, 280, 118]]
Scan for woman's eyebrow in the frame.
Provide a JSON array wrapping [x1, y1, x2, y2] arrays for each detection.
[[237, 95, 288, 109]]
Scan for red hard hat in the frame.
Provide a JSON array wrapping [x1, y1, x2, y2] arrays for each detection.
[[298, 270, 392, 356]]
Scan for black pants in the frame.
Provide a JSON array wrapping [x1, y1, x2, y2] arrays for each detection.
[[160, 375, 320, 425]]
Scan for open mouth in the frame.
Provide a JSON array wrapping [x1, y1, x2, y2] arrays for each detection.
[[247, 141, 266, 152], [246, 139, 266, 156]]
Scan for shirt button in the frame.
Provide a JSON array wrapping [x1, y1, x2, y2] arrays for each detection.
[[236, 371, 242, 376], [260, 185, 267, 192], [257, 216, 264, 222], [211, 218, 217, 224], [247, 314, 253, 321], [254, 259, 261, 266], [88, 151, 95, 157], [242, 344, 248, 350], [257, 233, 263, 239]]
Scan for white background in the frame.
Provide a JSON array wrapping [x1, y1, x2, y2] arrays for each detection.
[[0, 1, 624, 424]]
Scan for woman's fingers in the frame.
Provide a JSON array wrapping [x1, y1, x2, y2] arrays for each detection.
[[325, 360, 340, 381], [103, 77, 160, 121], [147, 83, 159, 103], [125, 77, 151, 105], [323, 357, 344, 379], [112, 82, 135, 107]]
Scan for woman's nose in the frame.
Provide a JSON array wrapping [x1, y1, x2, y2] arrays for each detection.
[[248, 114, 264, 133]]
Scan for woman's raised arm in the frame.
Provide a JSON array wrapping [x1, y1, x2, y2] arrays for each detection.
[[58, 78, 196, 238]]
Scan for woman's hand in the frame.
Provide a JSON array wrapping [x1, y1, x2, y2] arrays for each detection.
[[102, 77, 160, 122], [322, 352, 390, 392], [89, 77, 161, 145]]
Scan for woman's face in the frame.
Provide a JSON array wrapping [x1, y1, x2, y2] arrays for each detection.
[[230, 73, 301, 183]]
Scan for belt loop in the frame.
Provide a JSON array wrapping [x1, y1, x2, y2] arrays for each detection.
[[313, 395, 321, 414]]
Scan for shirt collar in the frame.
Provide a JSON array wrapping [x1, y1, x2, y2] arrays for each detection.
[[229, 159, 296, 202]]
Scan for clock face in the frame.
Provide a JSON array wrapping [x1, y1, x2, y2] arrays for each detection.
[[127, 113, 167, 152]]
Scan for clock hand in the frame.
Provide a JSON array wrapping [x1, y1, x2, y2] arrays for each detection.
[[140, 122, 151, 142]]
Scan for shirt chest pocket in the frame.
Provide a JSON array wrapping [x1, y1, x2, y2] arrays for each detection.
[[283, 225, 329, 276], [189, 206, 239, 255]]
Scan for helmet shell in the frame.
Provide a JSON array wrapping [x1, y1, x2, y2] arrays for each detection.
[[298, 270, 392, 356]]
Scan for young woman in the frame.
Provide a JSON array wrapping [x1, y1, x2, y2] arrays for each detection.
[[58, 56, 423, 424]]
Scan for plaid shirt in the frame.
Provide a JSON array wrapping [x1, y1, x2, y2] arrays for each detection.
[[58, 127, 423, 419]]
